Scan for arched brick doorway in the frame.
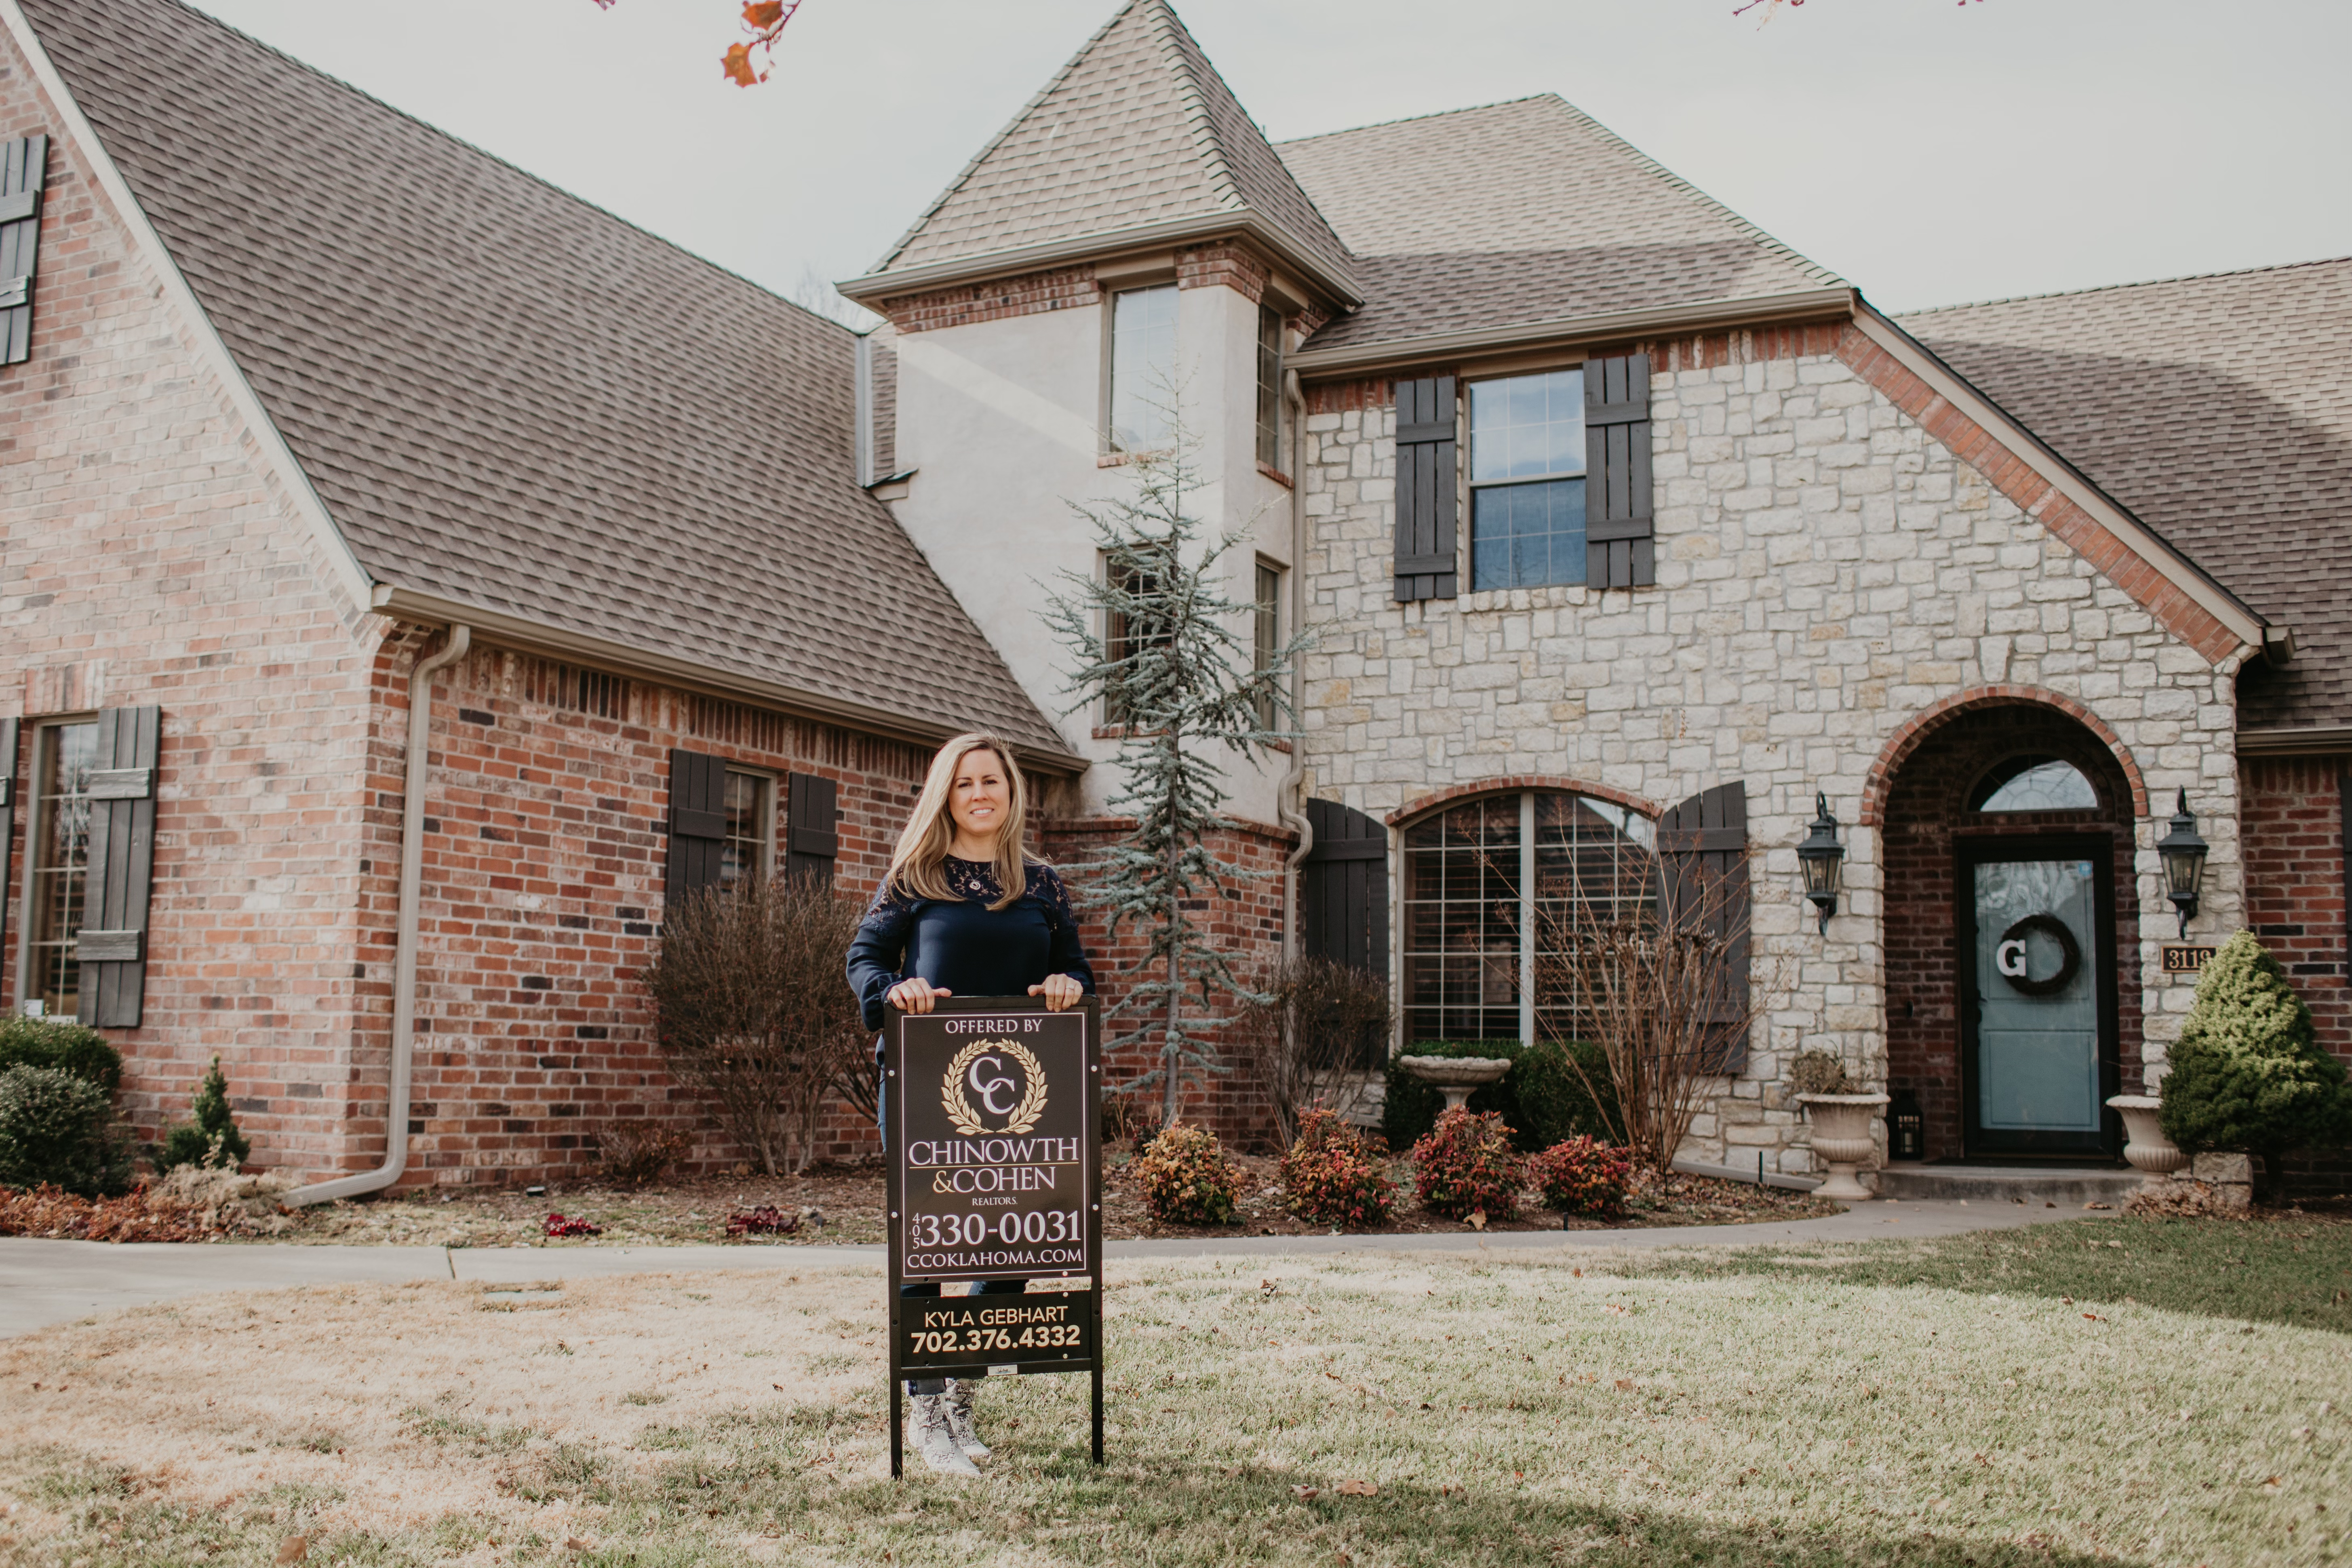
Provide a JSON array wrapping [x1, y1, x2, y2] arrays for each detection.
[[1882, 703, 2142, 1161]]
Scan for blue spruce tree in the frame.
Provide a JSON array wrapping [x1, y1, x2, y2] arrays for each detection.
[[1044, 423, 1306, 1125]]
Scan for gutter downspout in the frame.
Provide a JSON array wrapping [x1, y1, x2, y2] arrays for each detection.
[[1278, 367, 1313, 961], [288, 625, 471, 1206]]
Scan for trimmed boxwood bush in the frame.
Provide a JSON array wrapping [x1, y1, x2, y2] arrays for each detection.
[[1131, 1122, 1240, 1226], [1279, 1109, 1395, 1228], [2160, 930, 2352, 1202], [1410, 1107, 1525, 1221], [1384, 1038, 1617, 1153], [0, 1016, 123, 1095], [0, 1064, 134, 1198]]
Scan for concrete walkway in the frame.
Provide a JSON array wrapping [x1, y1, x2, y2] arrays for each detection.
[[0, 1197, 2103, 1338]]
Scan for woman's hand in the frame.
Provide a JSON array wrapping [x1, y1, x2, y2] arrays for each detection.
[[1028, 973, 1084, 1012], [886, 978, 951, 1014]]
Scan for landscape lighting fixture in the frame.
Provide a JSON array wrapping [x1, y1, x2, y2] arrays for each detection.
[[1796, 791, 1844, 936], [2155, 788, 2209, 940]]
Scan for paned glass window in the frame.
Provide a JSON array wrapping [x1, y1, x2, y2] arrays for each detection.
[[1109, 285, 1178, 453], [1253, 561, 1281, 730], [1103, 561, 1163, 726], [1974, 758, 2099, 813], [720, 768, 773, 888], [1402, 789, 1654, 1047], [1469, 369, 1586, 590], [1255, 305, 1283, 470], [24, 720, 97, 1017]]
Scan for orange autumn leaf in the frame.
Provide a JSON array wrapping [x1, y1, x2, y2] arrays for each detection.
[[742, 0, 788, 27], [721, 42, 764, 86]]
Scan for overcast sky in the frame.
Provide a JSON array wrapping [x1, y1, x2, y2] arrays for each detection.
[[183, 0, 2351, 317]]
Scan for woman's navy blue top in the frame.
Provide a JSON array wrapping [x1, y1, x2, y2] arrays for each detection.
[[845, 856, 1096, 1034]]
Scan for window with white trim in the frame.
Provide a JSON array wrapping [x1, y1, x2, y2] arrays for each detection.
[[1108, 284, 1178, 453], [1468, 368, 1586, 591], [20, 719, 97, 1017], [720, 767, 774, 889]]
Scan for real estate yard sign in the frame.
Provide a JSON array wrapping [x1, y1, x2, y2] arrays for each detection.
[[885, 997, 1103, 1476]]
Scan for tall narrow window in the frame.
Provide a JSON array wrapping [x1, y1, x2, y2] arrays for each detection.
[[1109, 284, 1178, 453], [1468, 368, 1586, 590], [1255, 304, 1283, 470], [1253, 561, 1282, 730], [1103, 560, 1163, 726], [22, 720, 97, 1017], [720, 768, 773, 888]]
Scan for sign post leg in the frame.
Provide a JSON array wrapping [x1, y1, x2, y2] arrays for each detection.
[[889, 1304, 904, 1479], [1091, 1359, 1104, 1466]]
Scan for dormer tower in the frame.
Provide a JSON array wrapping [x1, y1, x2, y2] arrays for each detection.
[[839, 0, 1358, 818]]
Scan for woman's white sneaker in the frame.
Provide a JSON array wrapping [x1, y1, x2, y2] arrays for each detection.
[[910, 1395, 979, 1477]]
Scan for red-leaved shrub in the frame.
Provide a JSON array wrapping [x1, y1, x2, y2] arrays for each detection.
[[1411, 1108, 1524, 1220], [1279, 1109, 1395, 1228], [1131, 1122, 1240, 1225], [1528, 1135, 1631, 1215]]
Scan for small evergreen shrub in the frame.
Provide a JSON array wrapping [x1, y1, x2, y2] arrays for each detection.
[[1529, 1136, 1632, 1216], [1132, 1122, 1240, 1226], [1279, 1109, 1395, 1228], [0, 1065, 134, 1198], [1511, 1040, 1620, 1151], [0, 1016, 123, 1094], [156, 1057, 252, 1174], [2160, 931, 2352, 1201], [1410, 1107, 1525, 1221]]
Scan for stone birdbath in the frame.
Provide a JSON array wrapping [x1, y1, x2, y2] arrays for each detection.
[[2105, 1094, 2186, 1188], [1397, 1055, 1513, 1114], [1794, 1092, 1890, 1201]]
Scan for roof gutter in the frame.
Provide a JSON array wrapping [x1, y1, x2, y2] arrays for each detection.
[[1845, 300, 2272, 655], [837, 209, 1364, 314], [2236, 724, 2352, 758], [368, 587, 1086, 778], [285, 625, 470, 1206], [1281, 286, 1857, 376]]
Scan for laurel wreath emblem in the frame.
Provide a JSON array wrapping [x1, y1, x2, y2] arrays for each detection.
[[942, 1039, 1049, 1136]]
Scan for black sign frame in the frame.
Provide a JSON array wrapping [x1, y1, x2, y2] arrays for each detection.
[[885, 995, 1103, 1477]]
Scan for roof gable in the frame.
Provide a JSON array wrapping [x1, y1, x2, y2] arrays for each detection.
[[1279, 96, 1845, 360], [13, 0, 1070, 758], [1900, 259, 2352, 735], [864, 0, 1353, 294]]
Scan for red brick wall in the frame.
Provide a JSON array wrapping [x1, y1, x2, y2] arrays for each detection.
[[1041, 816, 1293, 1150], [1882, 704, 2145, 1159], [1, 40, 386, 1163], [2239, 755, 2352, 1196]]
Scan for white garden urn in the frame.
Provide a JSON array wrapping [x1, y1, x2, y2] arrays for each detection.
[[2105, 1094, 2187, 1186], [1795, 1092, 1889, 1201], [1398, 1055, 1513, 1114]]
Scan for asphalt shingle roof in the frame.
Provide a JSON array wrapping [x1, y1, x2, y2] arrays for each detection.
[[1900, 259, 2352, 736], [20, 0, 1071, 758], [866, 0, 1353, 291], [1278, 97, 1845, 357]]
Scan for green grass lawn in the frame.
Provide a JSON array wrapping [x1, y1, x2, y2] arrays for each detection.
[[7, 1216, 2348, 1568]]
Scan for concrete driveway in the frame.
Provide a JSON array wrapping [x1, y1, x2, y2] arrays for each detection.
[[0, 1196, 2099, 1338]]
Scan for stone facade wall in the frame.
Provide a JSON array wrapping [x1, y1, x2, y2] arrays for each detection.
[[1294, 336, 2244, 1172], [1, 44, 386, 1164]]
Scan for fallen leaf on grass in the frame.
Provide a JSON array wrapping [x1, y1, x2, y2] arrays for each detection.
[[1466, 1212, 1487, 1231], [276, 1539, 308, 1565], [1292, 1484, 1320, 1500], [1335, 1479, 1379, 1496], [1615, 1379, 1637, 1391], [565, 1540, 592, 1553], [2082, 1313, 2106, 1322]]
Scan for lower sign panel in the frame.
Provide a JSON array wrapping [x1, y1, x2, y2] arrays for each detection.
[[900, 1289, 1096, 1376]]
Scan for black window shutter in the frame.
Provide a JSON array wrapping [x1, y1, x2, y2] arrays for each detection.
[[1585, 352, 1654, 588], [1392, 375, 1458, 602], [1301, 799, 1390, 1067], [664, 748, 728, 906], [1658, 781, 1749, 1074], [785, 773, 839, 885], [78, 706, 161, 1028], [0, 718, 17, 999], [1, 135, 48, 367]]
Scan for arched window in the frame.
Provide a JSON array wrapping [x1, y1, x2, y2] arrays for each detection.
[[1401, 792, 1655, 1046], [1973, 757, 2099, 813]]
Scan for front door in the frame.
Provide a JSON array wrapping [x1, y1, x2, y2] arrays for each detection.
[[1958, 837, 2118, 1157]]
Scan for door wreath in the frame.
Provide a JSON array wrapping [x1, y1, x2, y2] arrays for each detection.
[[1995, 913, 2082, 997]]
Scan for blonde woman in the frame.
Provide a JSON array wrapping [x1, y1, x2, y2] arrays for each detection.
[[845, 732, 1094, 1476]]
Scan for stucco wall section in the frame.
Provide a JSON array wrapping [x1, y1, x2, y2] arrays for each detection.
[[1296, 346, 2243, 1169]]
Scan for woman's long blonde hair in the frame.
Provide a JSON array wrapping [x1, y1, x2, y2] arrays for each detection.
[[887, 732, 1035, 911]]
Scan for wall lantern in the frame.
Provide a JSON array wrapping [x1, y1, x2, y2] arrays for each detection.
[[2154, 788, 2210, 940], [1796, 791, 1845, 935], [1888, 1087, 1926, 1162]]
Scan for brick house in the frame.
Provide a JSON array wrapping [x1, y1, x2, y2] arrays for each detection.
[[3, 0, 2345, 1191]]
